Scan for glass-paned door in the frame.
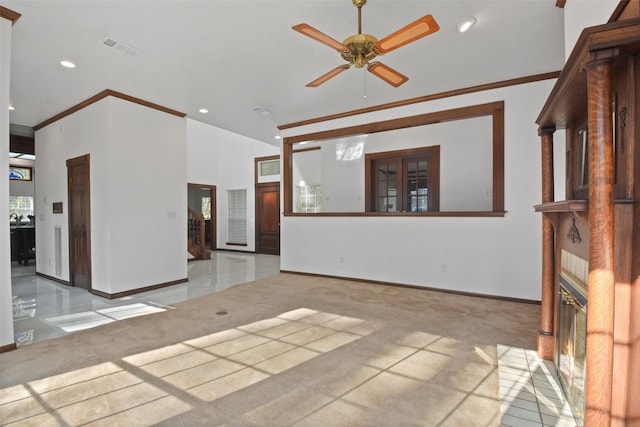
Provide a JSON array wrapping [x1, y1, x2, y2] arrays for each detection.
[[404, 158, 429, 212], [375, 160, 400, 212]]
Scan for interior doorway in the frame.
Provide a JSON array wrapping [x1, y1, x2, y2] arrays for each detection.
[[188, 184, 216, 251], [256, 182, 280, 255], [67, 154, 92, 289]]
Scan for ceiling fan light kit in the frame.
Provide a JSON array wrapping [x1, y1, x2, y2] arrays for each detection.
[[293, 0, 439, 88]]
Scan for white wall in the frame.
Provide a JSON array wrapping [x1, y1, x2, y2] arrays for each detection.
[[186, 118, 279, 252], [281, 80, 556, 300], [35, 96, 187, 295], [1, 15, 14, 347], [293, 116, 493, 212], [564, 0, 619, 59]]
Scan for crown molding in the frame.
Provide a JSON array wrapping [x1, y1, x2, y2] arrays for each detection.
[[0, 6, 21, 24], [34, 89, 186, 130]]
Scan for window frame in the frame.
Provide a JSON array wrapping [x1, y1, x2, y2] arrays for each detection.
[[282, 101, 505, 217]]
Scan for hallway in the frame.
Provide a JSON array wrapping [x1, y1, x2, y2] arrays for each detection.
[[11, 252, 280, 346]]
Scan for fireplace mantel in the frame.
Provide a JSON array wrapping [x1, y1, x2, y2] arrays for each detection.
[[533, 11, 640, 427]]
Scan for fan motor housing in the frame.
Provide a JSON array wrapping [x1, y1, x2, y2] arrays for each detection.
[[342, 33, 378, 68]]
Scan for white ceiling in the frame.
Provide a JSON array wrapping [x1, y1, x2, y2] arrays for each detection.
[[5, 1, 565, 146]]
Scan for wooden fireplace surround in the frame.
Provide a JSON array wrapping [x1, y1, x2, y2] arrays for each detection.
[[534, 14, 640, 427]]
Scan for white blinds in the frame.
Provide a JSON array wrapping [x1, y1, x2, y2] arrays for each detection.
[[227, 189, 247, 244]]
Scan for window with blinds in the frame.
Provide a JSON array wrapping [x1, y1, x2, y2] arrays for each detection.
[[227, 189, 247, 245]]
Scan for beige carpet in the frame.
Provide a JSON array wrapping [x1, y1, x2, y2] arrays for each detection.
[[0, 273, 540, 426]]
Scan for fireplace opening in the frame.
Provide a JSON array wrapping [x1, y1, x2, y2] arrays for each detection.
[[557, 272, 587, 425]]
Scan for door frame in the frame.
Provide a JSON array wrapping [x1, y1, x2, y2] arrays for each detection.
[[67, 153, 92, 289], [254, 155, 281, 255], [187, 183, 217, 250]]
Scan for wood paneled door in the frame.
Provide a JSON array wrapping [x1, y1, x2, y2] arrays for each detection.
[[256, 182, 280, 255], [67, 154, 92, 289]]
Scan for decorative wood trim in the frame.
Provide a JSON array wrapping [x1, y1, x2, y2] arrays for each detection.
[[285, 102, 503, 145], [90, 278, 188, 300], [284, 211, 507, 217], [492, 102, 505, 212], [36, 272, 71, 286], [292, 146, 321, 154], [567, 217, 583, 243], [534, 199, 633, 213], [34, 89, 186, 130], [255, 155, 279, 162], [278, 71, 559, 131], [0, 6, 21, 24], [279, 270, 541, 305], [537, 18, 640, 129], [555, 0, 567, 8], [0, 342, 17, 353], [283, 101, 505, 217], [608, 0, 632, 22]]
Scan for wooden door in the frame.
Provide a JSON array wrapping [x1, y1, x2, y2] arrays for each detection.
[[256, 183, 280, 255], [67, 154, 92, 289]]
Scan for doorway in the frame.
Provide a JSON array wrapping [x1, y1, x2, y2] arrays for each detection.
[[256, 182, 280, 255], [67, 154, 92, 289], [188, 184, 216, 250]]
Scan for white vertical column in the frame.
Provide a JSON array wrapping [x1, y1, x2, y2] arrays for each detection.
[[0, 10, 16, 350]]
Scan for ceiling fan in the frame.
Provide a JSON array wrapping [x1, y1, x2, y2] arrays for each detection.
[[293, 0, 439, 88]]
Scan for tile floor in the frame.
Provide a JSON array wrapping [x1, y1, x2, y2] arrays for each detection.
[[11, 251, 281, 346], [11, 255, 579, 426], [498, 345, 580, 427]]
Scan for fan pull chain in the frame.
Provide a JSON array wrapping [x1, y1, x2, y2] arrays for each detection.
[[363, 69, 367, 99]]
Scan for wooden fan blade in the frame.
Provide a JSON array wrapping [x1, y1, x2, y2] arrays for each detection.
[[367, 62, 409, 87], [293, 23, 349, 52], [306, 65, 350, 87], [374, 14, 440, 54]]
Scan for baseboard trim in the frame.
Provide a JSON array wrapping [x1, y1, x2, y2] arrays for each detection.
[[279, 270, 541, 305], [90, 278, 189, 300], [0, 342, 17, 353], [36, 272, 71, 286], [217, 249, 257, 254]]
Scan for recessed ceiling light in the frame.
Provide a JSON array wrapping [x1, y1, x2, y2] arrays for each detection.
[[199, 108, 208, 113], [457, 16, 477, 33], [274, 135, 282, 140], [60, 60, 76, 68], [8, 105, 15, 111]]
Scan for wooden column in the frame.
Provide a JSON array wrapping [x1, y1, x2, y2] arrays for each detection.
[[585, 50, 616, 427], [538, 126, 555, 360]]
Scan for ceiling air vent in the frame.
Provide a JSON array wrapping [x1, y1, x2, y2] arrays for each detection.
[[252, 106, 271, 115], [102, 37, 140, 57]]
